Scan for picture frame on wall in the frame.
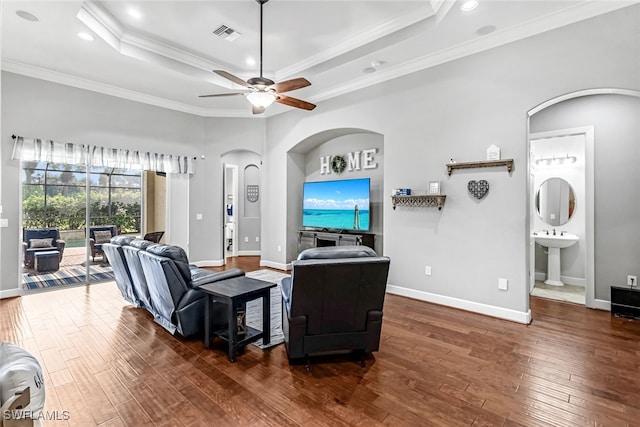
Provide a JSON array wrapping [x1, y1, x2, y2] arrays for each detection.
[[428, 181, 441, 195]]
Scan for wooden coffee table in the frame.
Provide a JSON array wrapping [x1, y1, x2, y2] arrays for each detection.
[[200, 276, 276, 362]]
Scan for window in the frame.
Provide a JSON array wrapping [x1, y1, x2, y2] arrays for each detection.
[[22, 162, 142, 234]]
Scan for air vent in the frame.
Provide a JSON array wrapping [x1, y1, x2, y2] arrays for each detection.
[[213, 25, 242, 42]]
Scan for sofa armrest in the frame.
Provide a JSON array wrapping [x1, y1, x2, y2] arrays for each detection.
[[191, 268, 245, 288], [56, 239, 66, 255]]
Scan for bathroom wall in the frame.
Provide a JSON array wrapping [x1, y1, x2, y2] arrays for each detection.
[[531, 135, 586, 285], [530, 94, 640, 300]]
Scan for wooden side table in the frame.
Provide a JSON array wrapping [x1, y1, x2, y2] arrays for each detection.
[[200, 276, 276, 362]]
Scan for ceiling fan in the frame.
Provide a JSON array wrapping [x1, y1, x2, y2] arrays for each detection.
[[199, 0, 316, 115]]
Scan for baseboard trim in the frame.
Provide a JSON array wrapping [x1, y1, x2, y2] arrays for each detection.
[[592, 298, 611, 311], [238, 250, 261, 256], [191, 259, 225, 267], [534, 272, 586, 286], [259, 260, 291, 271], [0, 288, 22, 299], [386, 284, 532, 324]]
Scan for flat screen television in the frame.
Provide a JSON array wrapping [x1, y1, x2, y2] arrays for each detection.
[[302, 178, 370, 231]]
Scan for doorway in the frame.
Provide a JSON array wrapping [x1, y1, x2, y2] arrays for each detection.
[[529, 128, 593, 306], [526, 89, 640, 312]]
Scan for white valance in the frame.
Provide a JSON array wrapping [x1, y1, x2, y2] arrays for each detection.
[[11, 136, 194, 174]]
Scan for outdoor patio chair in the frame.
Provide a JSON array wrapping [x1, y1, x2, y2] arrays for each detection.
[[22, 228, 66, 270], [88, 225, 118, 261], [143, 231, 164, 243]]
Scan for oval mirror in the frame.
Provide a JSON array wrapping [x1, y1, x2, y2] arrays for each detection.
[[535, 177, 576, 226]]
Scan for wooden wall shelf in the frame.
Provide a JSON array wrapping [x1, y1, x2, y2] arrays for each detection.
[[446, 159, 514, 176], [391, 195, 446, 210]]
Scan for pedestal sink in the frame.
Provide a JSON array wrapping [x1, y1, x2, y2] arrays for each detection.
[[535, 232, 579, 286]]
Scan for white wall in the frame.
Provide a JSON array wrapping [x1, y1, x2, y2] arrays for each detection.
[[261, 6, 640, 322]]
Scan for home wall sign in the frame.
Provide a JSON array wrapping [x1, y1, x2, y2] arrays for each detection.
[[468, 180, 489, 199], [320, 148, 378, 175]]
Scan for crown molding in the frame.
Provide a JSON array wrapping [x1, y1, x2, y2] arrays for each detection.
[[1, 60, 252, 118], [274, 5, 439, 80], [309, 0, 637, 104], [3, 1, 633, 119]]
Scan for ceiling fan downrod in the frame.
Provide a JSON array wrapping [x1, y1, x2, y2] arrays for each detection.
[[248, 0, 274, 88]]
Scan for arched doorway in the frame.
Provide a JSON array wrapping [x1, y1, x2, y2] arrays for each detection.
[[527, 89, 640, 310]]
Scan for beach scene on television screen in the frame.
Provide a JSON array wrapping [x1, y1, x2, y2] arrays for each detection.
[[303, 179, 370, 230]]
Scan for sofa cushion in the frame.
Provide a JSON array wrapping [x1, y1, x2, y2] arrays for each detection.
[[0, 342, 46, 417], [94, 230, 113, 244], [111, 235, 134, 246], [145, 244, 191, 283], [129, 239, 156, 250], [297, 245, 377, 260], [29, 238, 53, 249]]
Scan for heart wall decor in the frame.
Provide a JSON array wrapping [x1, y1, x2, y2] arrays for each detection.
[[468, 180, 489, 199]]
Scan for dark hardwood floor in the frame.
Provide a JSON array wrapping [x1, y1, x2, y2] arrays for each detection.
[[2, 256, 639, 426]]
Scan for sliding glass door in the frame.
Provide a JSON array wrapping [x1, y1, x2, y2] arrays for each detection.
[[20, 161, 142, 290]]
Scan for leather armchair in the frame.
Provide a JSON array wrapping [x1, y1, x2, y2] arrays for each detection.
[[137, 243, 245, 337], [22, 228, 66, 269], [281, 246, 390, 364], [102, 236, 137, 306], [88, 225, 117, 261]]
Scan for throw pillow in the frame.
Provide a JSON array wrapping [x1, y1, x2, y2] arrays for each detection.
[[29, 238, 53, 249], [94, 230, 113, 244], [0, 341, 46, 417]]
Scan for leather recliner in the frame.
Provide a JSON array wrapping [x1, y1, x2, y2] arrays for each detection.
[[102, 235, 137, 306], [121, 238, 157, 312], [280, 246, 390, 364], [137, 243, 245, 337]]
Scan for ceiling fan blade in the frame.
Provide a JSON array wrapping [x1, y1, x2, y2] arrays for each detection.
[[276, 95, 316, 111], [198, 93, 246, 98], [272, 78, 311, 94], [252, 105, 266, 115], [213, 70, 252, 89]]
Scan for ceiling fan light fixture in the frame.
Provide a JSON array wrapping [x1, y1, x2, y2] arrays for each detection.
[[247, 91, 276, 108]]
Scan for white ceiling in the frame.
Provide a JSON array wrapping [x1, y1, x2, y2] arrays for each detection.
[[1, 1, 634, 117]]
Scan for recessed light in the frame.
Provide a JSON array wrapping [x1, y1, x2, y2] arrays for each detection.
[[16, 10, 39, 22], [127, 8, 142, 20], [476, 25, 496, 36], [246, 57, 256, 66], [461, 0, 479, 12], [78, 32, 94, 41]]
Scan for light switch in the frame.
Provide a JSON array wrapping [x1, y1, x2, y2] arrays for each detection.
[[196, 213, 203, 220], [0, 218, 8, 228]]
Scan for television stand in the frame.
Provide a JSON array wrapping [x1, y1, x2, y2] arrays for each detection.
[[297, 230, 375, 254]]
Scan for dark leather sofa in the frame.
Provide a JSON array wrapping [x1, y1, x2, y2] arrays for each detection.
[[280, 246, 390, 365], [104, 238, 244, 337]]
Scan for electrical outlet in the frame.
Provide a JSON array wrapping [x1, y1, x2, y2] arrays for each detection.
[[629, 275, 638, 288], [425, 266, 432, 276], [277, 245, 282, 252], [255, 236, 260, 242], [244, 236, 249, 243], [498, 278, 508, 291], [0, 218, 8, 228]]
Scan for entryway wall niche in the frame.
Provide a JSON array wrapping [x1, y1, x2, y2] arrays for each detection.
[[286, 129, 384, 260], [221, 150, 262, 257]]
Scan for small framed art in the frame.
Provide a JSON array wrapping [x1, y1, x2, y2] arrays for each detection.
[[428, 181, 441, 195]]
